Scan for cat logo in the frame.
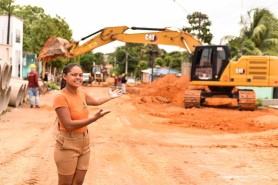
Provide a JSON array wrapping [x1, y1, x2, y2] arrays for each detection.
[[236, 68, 245, 74], [145, 34, 157, 42]]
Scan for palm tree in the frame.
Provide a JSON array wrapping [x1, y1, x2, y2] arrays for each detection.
[[241, 8, 278, 55], [227, 8, 278, 59]]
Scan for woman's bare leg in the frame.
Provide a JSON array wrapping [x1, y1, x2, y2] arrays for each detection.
[[58, 173, 74, 185], [72, 169, 87, 185]]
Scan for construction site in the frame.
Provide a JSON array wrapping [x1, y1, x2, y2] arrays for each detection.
[[1, 2, 278, 183], [0, 74, 278, 184]]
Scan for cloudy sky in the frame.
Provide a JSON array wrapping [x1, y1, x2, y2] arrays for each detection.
[[15, 0, 278, 53]]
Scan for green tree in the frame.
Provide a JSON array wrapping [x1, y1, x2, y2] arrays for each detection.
[[135, 60, 148, 79], [168, 51, 183, 71], [16, 6, 72, 53], [183, 11, 213, 44], [14, 5, 46, 52], [3, 4, 73, 55], [0, 0, 14, 13], [227, 8, 278, 58], [241, 8, 278, 56], [93, 52, 105, 65], [80, 52, 96, 72], [114, 43, 144, 75], [154, 57, 164, 67]]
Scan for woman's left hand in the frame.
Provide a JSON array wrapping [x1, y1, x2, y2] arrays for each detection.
[[109, 88, 122, 99]]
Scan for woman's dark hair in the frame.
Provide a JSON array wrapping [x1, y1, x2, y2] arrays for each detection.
[[60, 63, 81, 89]]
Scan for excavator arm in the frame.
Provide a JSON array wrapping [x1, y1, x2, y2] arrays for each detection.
[[37, 25, 202, 62]]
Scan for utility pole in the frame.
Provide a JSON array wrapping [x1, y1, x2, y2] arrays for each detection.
[[149, 45, 158, 82], [7, 1, 12, 44], [125, 52, 128, 74]]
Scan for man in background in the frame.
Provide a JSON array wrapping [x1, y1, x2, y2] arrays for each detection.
[[27, 64, 40, 108], [121, 73, 127, 94]]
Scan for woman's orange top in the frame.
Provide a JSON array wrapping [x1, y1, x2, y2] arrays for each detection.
[[53, 88, 89, 132]]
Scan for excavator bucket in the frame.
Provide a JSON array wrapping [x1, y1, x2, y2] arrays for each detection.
[[36, 37, 72, 62]]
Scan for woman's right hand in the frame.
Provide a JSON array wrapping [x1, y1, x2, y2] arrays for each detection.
[[94, 109, 111, 120], [109, 88, 122, 99]]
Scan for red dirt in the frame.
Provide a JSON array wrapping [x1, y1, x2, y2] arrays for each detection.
[[1, 74, 278, 184]]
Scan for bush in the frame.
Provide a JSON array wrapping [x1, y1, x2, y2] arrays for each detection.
[[47, 82, 60, 90]]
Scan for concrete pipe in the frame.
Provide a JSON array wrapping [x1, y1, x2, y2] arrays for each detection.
[[8, 81, 24, 107], [11, 78, 28, 105], [21, 82, 28, 104], [6, 64, 12, 89], [3, 86, 11, 112], [0, 62, 9, 91], [0, 90, 5, 115]]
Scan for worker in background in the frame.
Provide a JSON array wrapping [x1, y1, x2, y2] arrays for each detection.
[[43, 71, 49, 82], [117, 75, 122, 89], [53, 63, 121, 184], [121, 73, 127, 94], [112, 73, 117, 87], [27, 64, 40, 108]]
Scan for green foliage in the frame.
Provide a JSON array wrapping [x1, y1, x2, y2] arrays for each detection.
[[0, 0, 15, 13], [154, 57, 164, 67], [50, 58, 69, 74], [8, 4, 72, 54], [135, 60, 148, 78], [93, 52, 105, 65], [241, 39, 262, 55], [256, 99, 263, 107], [183, 11, 213, 44], [79, 52, 95, 72], [114, 44, 144, 75], [47, 82, 60, 90], [228, 8, 278, 58]]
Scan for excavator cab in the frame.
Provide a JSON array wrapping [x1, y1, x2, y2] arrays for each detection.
[[190, 45, 230, 82], [185, 45, 258, 110]]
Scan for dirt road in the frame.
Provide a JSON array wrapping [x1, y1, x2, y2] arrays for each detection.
[[1, 76, 278, 185]]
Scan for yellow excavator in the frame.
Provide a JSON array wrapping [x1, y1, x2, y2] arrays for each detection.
[[37, 26, 278, 110]]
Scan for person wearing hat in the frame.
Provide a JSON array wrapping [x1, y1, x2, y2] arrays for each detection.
[[121, 73, 127, 94], [27, 64, 40, 108], [112, 73, 117, 87]]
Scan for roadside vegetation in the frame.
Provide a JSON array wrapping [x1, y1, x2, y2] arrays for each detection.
[[1, 0, 278, 79]]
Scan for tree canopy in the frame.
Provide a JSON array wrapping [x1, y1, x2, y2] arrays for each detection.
[[227, 8, 278, 59], [183, 11, 213, 44], [0, 1, 72, 54]]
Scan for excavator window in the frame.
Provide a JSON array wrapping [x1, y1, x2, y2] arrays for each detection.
[[215, 47, 227, 78], [194, 48, 213, 80], [191, 46, 230, 81]]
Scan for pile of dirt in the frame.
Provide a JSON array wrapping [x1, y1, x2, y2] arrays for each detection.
[[139, 74, 190, 104], [137, 74, 240, 108]]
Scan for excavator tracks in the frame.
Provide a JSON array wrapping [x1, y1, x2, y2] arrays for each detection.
[[184, 89, 257, 111], [238, 90, 257, 111], [184, 89, 202, 108]]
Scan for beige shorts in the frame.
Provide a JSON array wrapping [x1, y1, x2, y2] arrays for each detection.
[[54, 130, 90, 175]]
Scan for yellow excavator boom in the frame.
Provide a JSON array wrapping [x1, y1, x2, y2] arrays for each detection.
[[37, 25, 202, 63]]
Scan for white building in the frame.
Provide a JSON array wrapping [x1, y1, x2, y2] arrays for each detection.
[[0, 15, 23, 78]]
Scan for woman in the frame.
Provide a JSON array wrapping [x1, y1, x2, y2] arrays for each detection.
[[53, 63, 121, 184]]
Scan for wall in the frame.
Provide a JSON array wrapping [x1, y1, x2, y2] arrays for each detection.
[[181, 62, 191, 76], [0, 15, 23, 78], [0, 44, 11, 63], [22, 53, 37, 79]]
